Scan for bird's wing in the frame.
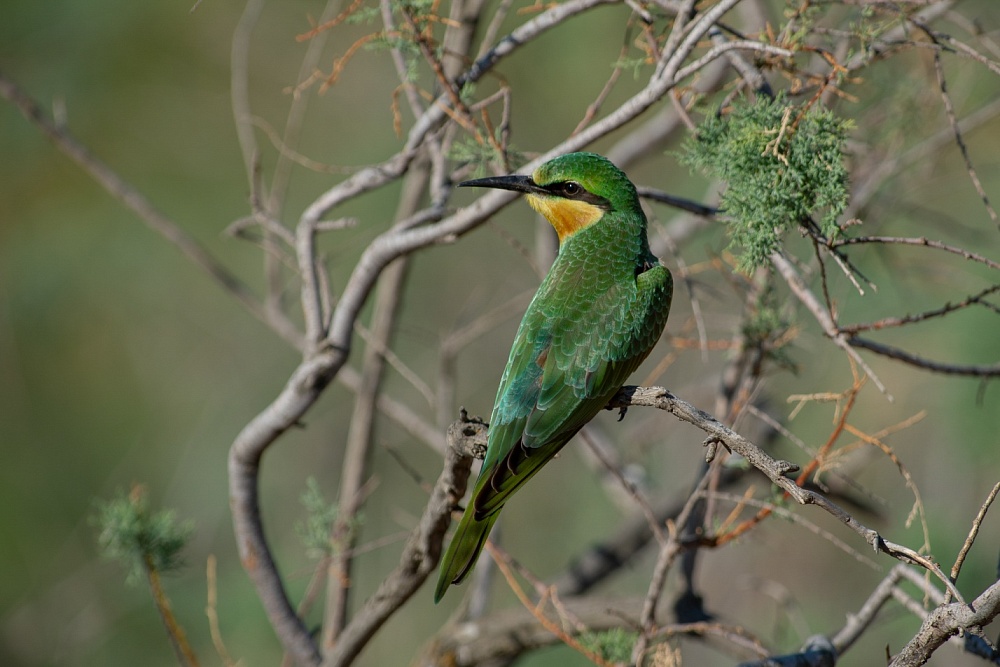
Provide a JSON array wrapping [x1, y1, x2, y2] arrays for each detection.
[[473, 266, 671, 519]]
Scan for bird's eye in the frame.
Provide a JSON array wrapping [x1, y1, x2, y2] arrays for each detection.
[[561, 182, 582, 197]]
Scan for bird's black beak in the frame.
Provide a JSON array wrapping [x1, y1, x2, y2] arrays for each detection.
[[459, 174, 547, 196]]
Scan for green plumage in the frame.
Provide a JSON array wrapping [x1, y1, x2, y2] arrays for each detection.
[[435, 153, 673, 602]]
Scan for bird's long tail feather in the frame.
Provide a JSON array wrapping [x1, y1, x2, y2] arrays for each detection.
[[434, 507, 499, 603]]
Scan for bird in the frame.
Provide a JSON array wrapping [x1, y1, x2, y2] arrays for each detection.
[[434, 152, 673, 602]]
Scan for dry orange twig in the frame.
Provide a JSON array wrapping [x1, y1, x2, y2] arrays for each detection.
[[296, 0, 368, 42], [486, 542, 619, 667]]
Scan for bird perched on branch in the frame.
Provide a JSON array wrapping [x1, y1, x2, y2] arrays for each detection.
[[435, 152, 673, 602]]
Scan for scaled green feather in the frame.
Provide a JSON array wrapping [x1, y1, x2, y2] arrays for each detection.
[[435, 153, 672, 602]]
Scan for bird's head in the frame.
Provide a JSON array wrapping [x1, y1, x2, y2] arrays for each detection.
[[460, 152, 639, 243]]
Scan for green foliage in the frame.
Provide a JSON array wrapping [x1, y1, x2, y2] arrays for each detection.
[[742, 286, 798, 373], [782, 0, 822, 49], [397, 0, 435, 15], [93, 486, 193, 586], [448, 138, 525, 178], [344, 5, 380, 24], [844, 5, 902, 59], [459, 80, 477, 104], [367, 34, 422, 82], [296, 477, 361, 559], [579, 627, 637, 663], [345, 0, 440, 83], [681, 95, 851, 271], [612, 55, 650, 80], [345, 0, 434, 26]]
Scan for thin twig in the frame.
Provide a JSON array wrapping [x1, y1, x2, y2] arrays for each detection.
[[889, 578, 1000, 666], [420, 596, 646, 666], [839, 282, 1000, 335], [206, 555, 239, 667], [322, 258, 411, 647], [609, 386, 964, 602], [485, 542, 618, 667], [0, 70, 303, 350], [580, 429, 667, 544], [321, 416, 483, 667], [926, 45, 999, 228], [145, 556, 201, 667], [631, 466, 715, 662], [946, 481, 1000, 603], [336, 365, 444, 453], [707, 491, 878, 568], [770, 252, 891, 397], [832, 235, 1000, 271], [848, 337, 1000, 377]]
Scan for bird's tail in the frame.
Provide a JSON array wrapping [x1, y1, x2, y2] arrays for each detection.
[[434, 505, 499, 603]]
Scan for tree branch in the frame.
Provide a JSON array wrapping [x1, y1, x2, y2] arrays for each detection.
[[889, 579, 1000, 666], [608, 386, 963, 601], [321, 415, 484, 667], [0, 70, 303, 349], [419, 596, 645, 667], [229, 352, 343, 667], [847, 337, 1000, 377]]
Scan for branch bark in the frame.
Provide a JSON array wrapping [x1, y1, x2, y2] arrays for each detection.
[[608, 386, 963, 601], [321, 415, 485, 667], [890, 579, 1000, 666], [419, 596, 645, 667]]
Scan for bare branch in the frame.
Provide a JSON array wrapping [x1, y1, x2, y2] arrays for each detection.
[[336, 366, 444, 454], [323, 161, 425, 647], [231, 0, 265, 184], [609, 386, 963, 601], [833, 235, 1000, 271], [673, 40, 794, 83], [229, 351, 341, 667], [839, 282, 1000, 335], [770, 252, 890, 397], [947, 481, 1000, 602], [889, 579, 1000, 666], [847, 337, 1000, 377], [926, 44, 999, 228], [0, 70, 303, 349], [419, 596, 645, 666], [321, 416, 483, 667], [322, 258, 411, 647]]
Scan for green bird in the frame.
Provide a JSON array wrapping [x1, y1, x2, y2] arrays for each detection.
[[434, 152, 673, 602]]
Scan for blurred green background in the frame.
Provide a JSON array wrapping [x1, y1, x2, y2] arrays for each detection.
[[2, 1, 1000, 666]]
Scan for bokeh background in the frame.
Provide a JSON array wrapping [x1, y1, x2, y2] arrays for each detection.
[[2, 1, 1000, 666]]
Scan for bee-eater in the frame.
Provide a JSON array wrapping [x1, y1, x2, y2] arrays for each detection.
[[434, 152, 673, 602]]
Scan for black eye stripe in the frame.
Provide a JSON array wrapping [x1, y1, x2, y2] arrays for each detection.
[[545, 181, 585, 198], [542, 181, 613, 210]]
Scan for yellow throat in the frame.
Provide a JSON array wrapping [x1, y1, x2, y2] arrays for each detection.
[[525, 194, 605, 243]]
